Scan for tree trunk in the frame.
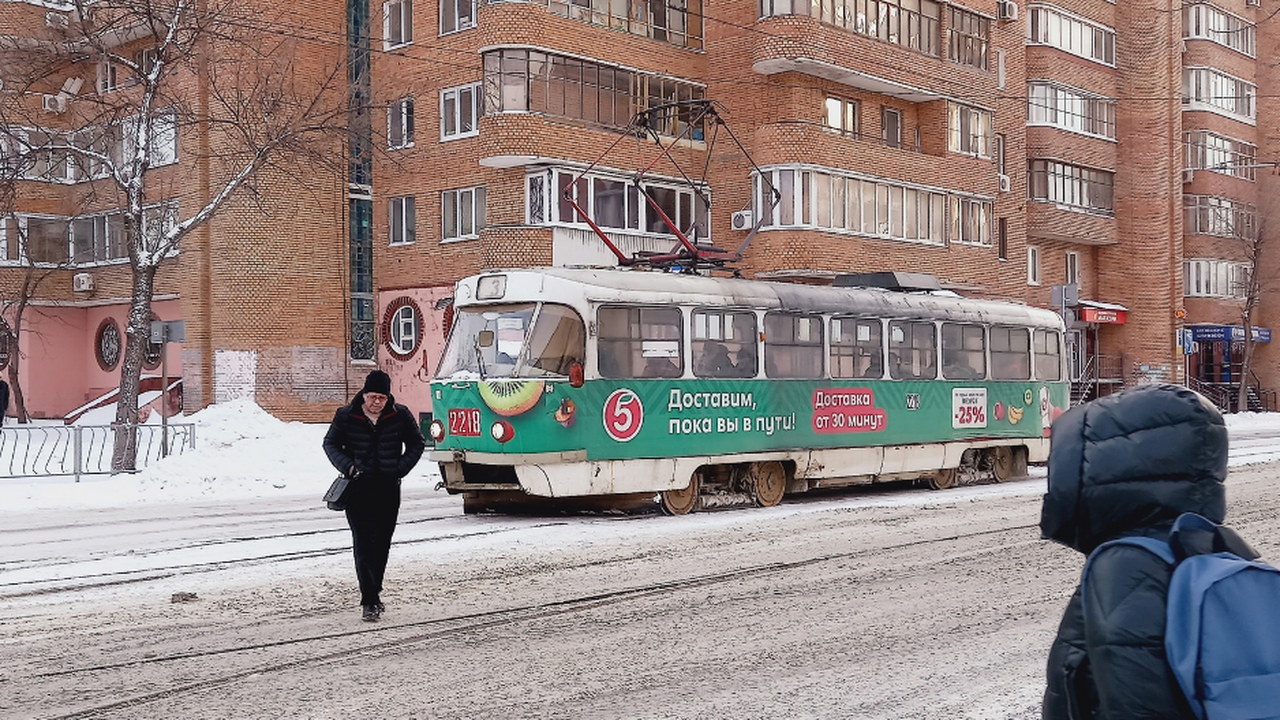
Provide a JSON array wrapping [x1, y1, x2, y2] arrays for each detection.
[[1236, 333, 1256, 413], [111, 265, 158, 472]]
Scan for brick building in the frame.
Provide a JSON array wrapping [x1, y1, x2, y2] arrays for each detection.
[[2, 0, 1276, 422]]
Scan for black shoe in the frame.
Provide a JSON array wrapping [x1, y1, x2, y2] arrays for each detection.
[[373, 602, 385, 614], [362, 604, 381, 622]]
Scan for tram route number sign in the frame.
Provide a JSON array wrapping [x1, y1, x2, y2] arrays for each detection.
[[952, 388, 988, 429]]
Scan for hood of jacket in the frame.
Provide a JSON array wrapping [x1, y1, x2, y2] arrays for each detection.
[[1040, 383, 1227, 555]]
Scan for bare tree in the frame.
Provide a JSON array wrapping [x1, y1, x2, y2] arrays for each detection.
[[1235, 216, 1272, 413], [2, 0, 349, 467]]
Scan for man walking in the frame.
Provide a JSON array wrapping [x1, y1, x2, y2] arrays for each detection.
[[323, 370, 426, 621]]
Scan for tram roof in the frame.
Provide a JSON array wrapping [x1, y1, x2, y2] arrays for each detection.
[[459, 267, 1064, 329]]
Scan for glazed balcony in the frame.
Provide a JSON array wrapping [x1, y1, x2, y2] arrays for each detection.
[[1026, 202, 1118, 246]]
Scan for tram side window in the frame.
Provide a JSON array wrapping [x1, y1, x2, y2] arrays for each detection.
[[764, 312, 824, 378], [990, 326, 1031, 380], [830, 317, 883, 379], [941, 323, 986, 380], [597, 305, 683, 378], [888, 321, 937, 380], [1034, 329, 1063, 381], [692, 309, 758, 378]]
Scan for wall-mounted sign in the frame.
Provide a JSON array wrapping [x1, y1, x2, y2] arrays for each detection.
[[1081, 307, 1126, 324]]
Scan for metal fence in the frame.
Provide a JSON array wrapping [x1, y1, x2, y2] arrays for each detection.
[[0, 423, 197, 480]]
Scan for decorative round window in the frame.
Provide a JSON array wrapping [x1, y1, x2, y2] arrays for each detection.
[[381, 297, 422, 361], [142, 313, 163, 370], [96, 319, 122, 371]]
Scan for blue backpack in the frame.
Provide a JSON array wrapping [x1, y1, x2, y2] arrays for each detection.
[[1082, 513, 1280, 720]]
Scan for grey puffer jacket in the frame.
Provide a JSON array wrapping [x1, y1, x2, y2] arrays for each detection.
[[1039, 383, 1229, 720]]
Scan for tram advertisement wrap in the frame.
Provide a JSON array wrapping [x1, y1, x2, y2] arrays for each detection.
[[434, 379, 1069, 461]]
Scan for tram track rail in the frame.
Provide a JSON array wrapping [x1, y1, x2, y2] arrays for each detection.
[[36, 518, 1046, 719]]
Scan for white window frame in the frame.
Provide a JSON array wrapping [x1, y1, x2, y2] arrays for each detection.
[[97, 61, 122, 94], [388, 97, 415, 148], [822, 97, 860, 135], [389, 195, 416, 245], [1027, 80, 1117, 140], [384, 0, 414, 48], [1184, 258, 1249, 299], [441, 83, 481, 141], [442, 185, 486, 242], [950, 196, 992, 246], [1183, 67, 1256, 122], [1028, 5, 1116, 66], [1183, 3, 1255, 57], [948, 103, 992, 158], [1027, 245, 1041, 286], [388, 304, 419, 355], [440, 0, 475, 35]]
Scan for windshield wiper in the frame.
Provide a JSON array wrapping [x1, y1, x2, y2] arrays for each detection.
[[474, 335, 487, 380]]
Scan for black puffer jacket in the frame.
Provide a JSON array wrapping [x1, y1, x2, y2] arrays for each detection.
[[1040, 383, 1228, 720], [323, 389, 426, 485]]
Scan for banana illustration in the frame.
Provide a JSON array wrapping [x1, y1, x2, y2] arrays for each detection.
[[1008, 405, 1025, 424]]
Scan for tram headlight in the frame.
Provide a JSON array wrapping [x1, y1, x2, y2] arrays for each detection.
[[428, 419, 446, 443], [491, 420, 515, 443]]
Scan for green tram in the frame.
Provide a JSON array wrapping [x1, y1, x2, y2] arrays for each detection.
[[427, 267, 1069, 514]]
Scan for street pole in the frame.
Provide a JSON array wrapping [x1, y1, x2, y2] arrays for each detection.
[[161, 324, 169, 458]]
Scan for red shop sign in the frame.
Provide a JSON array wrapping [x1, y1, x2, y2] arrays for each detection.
[[1081, 308, 1126, 324]]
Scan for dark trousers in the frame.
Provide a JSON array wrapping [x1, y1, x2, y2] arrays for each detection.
[[344, 481, 401, 607]]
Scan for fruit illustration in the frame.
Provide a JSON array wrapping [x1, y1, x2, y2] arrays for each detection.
[[553, 397, 577, 428], [993, 401, 1005, 421], [478, 379, 545, 417], [1007, 405, 1025, 425]]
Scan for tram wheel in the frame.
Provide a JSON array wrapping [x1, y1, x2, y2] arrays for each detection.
[[751, 461, 786, 507], [929, 468, 957, 491], [660, 476, 700, 515], [990, 446, 1026, 482]]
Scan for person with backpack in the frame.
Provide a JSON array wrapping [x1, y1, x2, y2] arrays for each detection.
[[1039, 383, 1276, 720]]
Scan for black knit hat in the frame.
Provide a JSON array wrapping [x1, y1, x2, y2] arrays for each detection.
[[362, 370, 392, 395]]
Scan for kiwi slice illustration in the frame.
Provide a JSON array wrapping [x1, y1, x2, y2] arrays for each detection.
[[478, 379, 545, 417]]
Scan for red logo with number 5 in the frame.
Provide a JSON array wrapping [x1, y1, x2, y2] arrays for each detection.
[[603, 389, 644, 442]]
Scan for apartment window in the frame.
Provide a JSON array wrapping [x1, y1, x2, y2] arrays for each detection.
[[442, 83, 481, 140], [442, 185, 486, 241], [948, 103, 992, 157], [97, 61, 121, 94], [1065, 251, 1079, 286], [995, 134, 1006, 175], [550, 0, 704, 50], [1183, 67, 1256, 120], [1184, 258, 1249, 298], [760, 0, 941, 55], [1185, 130, 1256, 179], [385, 0, 413, 48], [1028, 159, 1114, 214], [531, 168, 708, 238], [71, 214, 127, 264], [23, 217, 71, 264], [756, 166, 947, 245], [997, 217, 1008, 260], [1027, 81, 1116, 139], [389, 195, 416, 245], [1184, 195, 1256, 239], [388, 97, 414, 148], [440, 0, 474, 34], [1028, 6, 1115, 65], [948, 7, 989, 69], [881, 107, 902, 148], [1183, 2, 1255, 57], [136, 48, 158, 76], [384, 299, 421, 358], [950, 196, 992, 246], [822, 97, 860, 135], [482, 49, 705, 138], [1027, 245, 1041, 285]]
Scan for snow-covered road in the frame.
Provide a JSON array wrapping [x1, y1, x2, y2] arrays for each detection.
[[2, 424, 1278, 719]]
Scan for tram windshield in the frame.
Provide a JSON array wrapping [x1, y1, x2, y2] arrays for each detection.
[[437, 303, 586, 380]]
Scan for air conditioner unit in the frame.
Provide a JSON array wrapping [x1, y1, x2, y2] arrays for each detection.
[[45, 11, 70, 29], [72, 272, 94, 293], [1183, 169, 1195, 184], [998, 173, 1012, 193], [997, 0, 1018, 21], [41, 93, 67, 114], [731, 210, 755, 231], [1246, 0, 1259, 7]]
